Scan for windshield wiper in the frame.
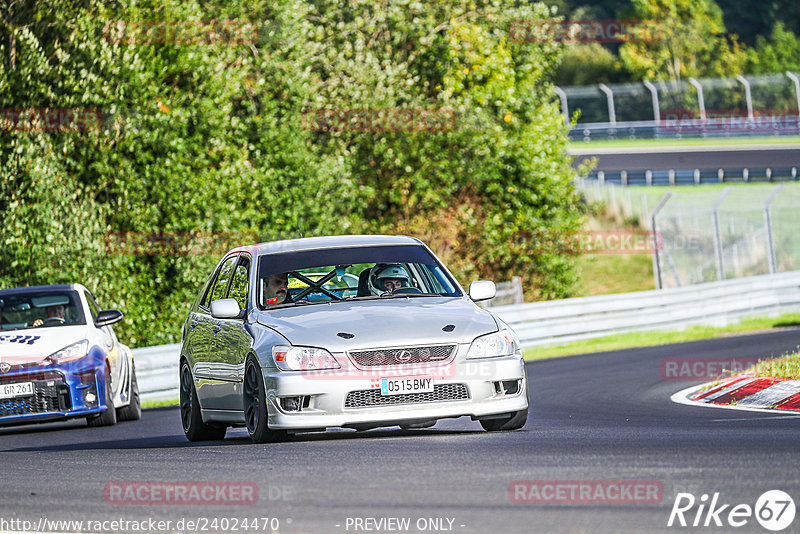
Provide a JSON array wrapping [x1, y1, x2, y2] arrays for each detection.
[[379, 292, 441, 298]]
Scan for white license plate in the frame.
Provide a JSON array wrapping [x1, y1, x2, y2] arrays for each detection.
[[380, 376, 434, 396], [0, 381, 34, 399]]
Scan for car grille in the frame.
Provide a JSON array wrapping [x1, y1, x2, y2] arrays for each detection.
[[0, 381, 70, 417], [0, 371, 63, 384], [344, 383, 469, 408], [349, 345, 456, 367]]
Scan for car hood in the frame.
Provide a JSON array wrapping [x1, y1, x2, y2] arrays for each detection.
[[254, 297, 499, 351], [0, 325, 92, 364]]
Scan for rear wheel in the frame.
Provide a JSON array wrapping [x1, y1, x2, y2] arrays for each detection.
[[116, 362, 141, 421], [244, 357, 289, 444], [87, 369, 117, 427], [180, 362, 226, 441]]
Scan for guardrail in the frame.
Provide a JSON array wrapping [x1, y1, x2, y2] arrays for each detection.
[[134, 271, 800, 401], [133, 343, 180, 402], [493, 271, 800, 348], [582, 167, 799, 186]]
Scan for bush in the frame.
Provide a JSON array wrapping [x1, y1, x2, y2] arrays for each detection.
[[1, 0, 584, 345]]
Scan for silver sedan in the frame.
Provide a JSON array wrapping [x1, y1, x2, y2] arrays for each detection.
[[179, 235, 528, 443]]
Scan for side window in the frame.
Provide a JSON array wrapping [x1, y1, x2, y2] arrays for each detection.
[[204, 256, 238, 307], [85, 292, 100, 323], [228, 257, 250, 310]]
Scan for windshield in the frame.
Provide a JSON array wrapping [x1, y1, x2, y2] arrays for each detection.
[[257, 245, 461, 308], [0, 290, 86, 331]]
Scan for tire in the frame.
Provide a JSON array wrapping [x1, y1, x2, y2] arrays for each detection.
[[87, 368, 117, 427], [479, 408, 528, 431], [116, 362, 141, 422], [180, 361, 226, 441], [244, 357, 289, 444]]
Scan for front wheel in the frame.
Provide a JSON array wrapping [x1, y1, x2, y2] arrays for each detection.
[[180, 362, 226, 441], [87, 369, 117, 427], [244, 357, 289, 444], [117, 362, 141, 421]]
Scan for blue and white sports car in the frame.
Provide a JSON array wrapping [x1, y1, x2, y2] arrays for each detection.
[[0, 284, 140, 427]]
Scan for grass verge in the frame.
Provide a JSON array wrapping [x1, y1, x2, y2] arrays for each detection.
[[142, 398, 179, 409], [748, 351, 800, 380], [568, 136, 800, 150], [523, 312, 800, 361]]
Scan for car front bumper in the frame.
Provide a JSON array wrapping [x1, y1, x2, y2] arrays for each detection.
[[0, 363, 110, 427], [262, 353, 528, 430]]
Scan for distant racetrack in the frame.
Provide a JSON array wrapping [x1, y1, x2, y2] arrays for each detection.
[[570, 144, 800, 172]]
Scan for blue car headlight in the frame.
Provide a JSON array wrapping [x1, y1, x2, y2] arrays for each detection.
[[466, 329, 519, 359]]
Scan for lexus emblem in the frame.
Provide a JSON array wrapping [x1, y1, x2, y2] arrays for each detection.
[[394, 350, 413, 363], [0, 362, 10, 374]]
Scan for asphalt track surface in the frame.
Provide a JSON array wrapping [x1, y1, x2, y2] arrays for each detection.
[[570, 145, 800, 172], [2, 328, 800, 534]]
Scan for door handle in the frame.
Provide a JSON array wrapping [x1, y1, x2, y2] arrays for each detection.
[[212, 325, 222, 335], [191, 321, 199, 331]]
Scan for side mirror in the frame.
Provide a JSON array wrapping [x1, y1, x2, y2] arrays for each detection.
[[211, 298, 242, 319], [468, 281, 496, 302], [96, 309, 124, 327]]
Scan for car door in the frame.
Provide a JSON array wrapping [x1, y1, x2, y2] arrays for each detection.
[[193, 255, 238, 408], [210, 254, 254, 411]]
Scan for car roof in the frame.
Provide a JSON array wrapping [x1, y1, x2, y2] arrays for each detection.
[[231, 235, 425, 256], [0, 283, 90, 297]]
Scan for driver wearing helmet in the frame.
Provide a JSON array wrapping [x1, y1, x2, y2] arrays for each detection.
[[368, 263, 411, 295]]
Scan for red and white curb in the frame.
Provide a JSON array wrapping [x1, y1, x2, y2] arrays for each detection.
[[671, 375, 800, 414]]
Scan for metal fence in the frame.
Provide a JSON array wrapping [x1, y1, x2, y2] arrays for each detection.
[[559, 73, 800, 141], [651, 185, 800, 288]]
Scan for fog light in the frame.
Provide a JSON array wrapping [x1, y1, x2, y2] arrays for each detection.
[[83, 385, 98, 407], [493, 380, 521, 395], [280, 396, 310, 412]]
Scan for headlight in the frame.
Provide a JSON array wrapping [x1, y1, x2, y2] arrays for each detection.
[[272, 345, 340, 371], [47, 340, 89, 364], [466, 329, 518, 359]]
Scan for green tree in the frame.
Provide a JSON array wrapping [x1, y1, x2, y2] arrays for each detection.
[[747, 22, 800, 74], [1, 0, 586, 346], [618, 0, 747, 80]]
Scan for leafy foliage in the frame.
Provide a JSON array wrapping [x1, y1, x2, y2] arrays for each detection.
[[1, 0, 583, 345], [618, 0, 748, 81]]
